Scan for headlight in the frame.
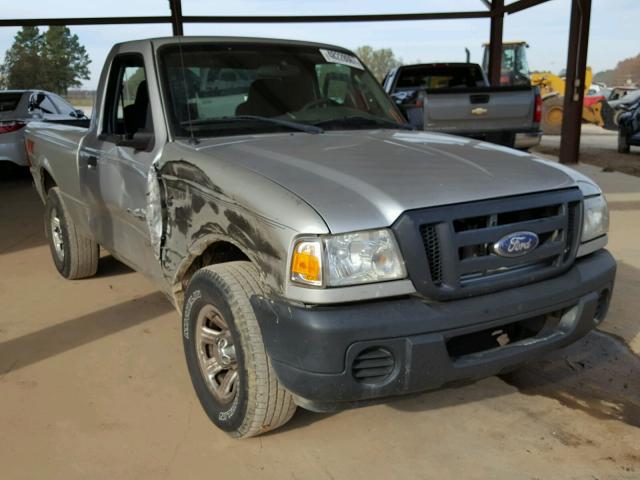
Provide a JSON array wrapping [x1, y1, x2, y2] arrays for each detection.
[[581, 195, 609, 243], [290, 229, 406, 287]]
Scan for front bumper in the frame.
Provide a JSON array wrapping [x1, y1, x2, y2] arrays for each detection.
[[252, 249, 616, 411]]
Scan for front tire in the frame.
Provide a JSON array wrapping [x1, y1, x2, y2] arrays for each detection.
[[44, 187, 99, 279], [182, 262, 296, 438]]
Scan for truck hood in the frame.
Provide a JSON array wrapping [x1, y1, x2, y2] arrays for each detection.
[[194, 130, 578, 233]]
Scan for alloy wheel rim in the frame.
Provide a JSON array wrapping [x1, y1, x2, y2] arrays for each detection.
[[195, 304, 239, 404], [50, 207, 65, 261]]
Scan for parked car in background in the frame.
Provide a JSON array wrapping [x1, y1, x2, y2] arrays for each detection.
[[603, 88, 640, 130], [26, 37, 615, 438], [382, 62, 542, 149], [617, 99, 640, 153], [0, 89, 87, 168]]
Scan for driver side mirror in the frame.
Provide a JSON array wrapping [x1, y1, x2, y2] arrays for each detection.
[[71, 109, 86, 118]]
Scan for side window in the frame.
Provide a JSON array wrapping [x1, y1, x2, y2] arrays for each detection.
[[51, 94, 76, 116], [103, 55, 152, 139], [30, 93, 58, 114]]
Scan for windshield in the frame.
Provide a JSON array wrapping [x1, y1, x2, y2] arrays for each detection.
[[395, 65, 485, 90], [159, 43, 405, 138]]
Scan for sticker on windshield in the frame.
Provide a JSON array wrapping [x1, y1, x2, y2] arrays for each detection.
[[319, 49, 364, 70]]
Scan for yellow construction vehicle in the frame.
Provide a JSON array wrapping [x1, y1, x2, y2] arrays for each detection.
[[482, 41, 606, 134]]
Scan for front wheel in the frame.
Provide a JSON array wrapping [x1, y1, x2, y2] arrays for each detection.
[[182, 262, 296, 438]]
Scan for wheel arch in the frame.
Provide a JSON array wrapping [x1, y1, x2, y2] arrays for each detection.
[[41, 167, 58, 195], [171, 235, 253, 310]]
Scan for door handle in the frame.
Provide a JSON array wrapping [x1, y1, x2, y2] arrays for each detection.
[[86, 155, 98, 168]]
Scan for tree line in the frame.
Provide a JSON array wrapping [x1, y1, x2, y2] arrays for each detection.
[[594, 54, 640, 87], [0, 26, 91, 95]]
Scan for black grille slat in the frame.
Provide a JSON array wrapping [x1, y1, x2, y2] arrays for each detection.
[[565, 201, 580, 261], [455, 215, 565, 247], [393, 188, 583, 301], [458, 241, 565, 275]]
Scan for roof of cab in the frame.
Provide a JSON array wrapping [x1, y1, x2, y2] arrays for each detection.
[[113, 36, 353, 54]]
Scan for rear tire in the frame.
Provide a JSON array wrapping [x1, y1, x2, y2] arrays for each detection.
[[44, 187, 99, 279], [618, 129, 631, 154], [182, 261, 296, 438], [541, 96, 564, 135]]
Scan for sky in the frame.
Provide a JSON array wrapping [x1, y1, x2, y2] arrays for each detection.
[[1, 0, 638, 90]]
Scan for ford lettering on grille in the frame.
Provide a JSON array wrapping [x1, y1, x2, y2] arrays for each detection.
[[493, 231, 539, 258]]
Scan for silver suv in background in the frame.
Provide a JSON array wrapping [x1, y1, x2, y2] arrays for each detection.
[[0, 90, 87, 168]]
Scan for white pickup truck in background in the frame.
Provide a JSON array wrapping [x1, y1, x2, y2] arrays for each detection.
[[383, 62, 542, 150]]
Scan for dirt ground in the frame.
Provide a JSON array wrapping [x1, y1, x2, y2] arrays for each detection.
[[1, 165, 639, 480], [534, 125, 640, 178]]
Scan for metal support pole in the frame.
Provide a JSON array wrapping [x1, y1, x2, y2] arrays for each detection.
[[169, 0, 184, 36], [488, 0, 504, 86], [559, 0, 591, 164]]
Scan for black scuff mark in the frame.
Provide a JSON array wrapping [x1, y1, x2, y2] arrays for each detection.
[[160, 160, 225, 196], [224, 209, 282, 260], [192, 194, 206, 214], [190, 222, 226, 242], [173, 205, 193, 236], [162, 246, 184, 272], [207, 198, 219, 215]]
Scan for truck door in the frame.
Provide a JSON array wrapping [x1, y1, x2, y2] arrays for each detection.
[[79, 52, 161, 278]]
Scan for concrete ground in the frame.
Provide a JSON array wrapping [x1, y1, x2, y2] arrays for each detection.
[[535, 125, 640, 177], [1, 161, 639, 480]]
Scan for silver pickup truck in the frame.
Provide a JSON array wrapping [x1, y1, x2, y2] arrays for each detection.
[[25, 37, 615, 438], [383, 62, 542, 149]]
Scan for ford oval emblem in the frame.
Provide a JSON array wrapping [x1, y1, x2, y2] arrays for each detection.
[[493, 231, 539, 257]]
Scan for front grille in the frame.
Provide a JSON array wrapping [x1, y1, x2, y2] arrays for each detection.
[[352, 347, 395, 384], [393, 189, 583, 301]]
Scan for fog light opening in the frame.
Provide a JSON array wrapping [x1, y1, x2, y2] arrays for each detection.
[[559, 305, 580, 330], [351, 347, 395, 385]]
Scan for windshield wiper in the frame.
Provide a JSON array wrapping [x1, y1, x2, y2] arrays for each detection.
[[180, 115, 323, 134], [313, 115, 415, 131]]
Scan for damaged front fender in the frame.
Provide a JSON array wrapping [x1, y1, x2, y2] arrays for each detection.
[[146, 164, 164, 260]]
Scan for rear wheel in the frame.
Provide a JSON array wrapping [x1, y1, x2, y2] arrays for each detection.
[[44, 187, 99, 279], [541, 96, 564, 135], [618, 129, 631, 154], [182, 262, 296, 438]]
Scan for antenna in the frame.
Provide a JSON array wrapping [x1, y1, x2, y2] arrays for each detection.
[[177, 35, 198, 145]]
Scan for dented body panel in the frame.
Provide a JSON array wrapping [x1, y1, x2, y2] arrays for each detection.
[[155, 142, 328, 305]]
